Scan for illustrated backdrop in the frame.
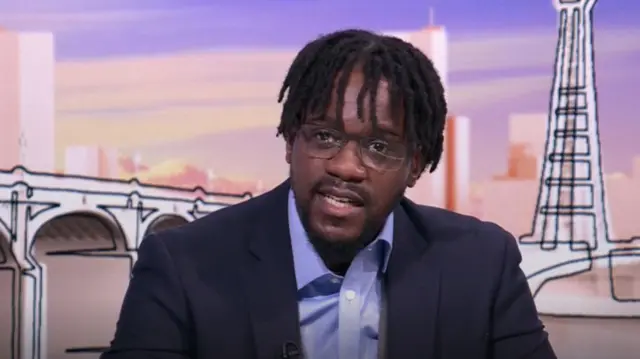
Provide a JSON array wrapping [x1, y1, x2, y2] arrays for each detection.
[[0, 0, 639, 358]]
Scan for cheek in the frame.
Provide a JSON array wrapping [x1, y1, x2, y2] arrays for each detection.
[[291, 148, 309, 176], [371, 175, 408, 208], [290, 150, 324, 189]]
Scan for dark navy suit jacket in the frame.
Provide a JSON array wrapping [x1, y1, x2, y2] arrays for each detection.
[[101, 180, 556, 359]]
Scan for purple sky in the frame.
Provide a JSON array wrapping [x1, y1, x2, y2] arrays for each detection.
[[0, 0, 637, 58], [0, 0, 638, 180]]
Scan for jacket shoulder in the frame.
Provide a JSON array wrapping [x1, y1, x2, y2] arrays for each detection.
[[404, 200, 520, 295], [148, 190, 277, 255], [404, 199, 515, 253]]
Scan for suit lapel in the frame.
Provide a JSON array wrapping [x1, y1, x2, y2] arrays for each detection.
[[384, 200, 441, 359], [244, 180, 302, 359]]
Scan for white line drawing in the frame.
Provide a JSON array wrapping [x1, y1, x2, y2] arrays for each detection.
[[518, 0, 640, 317], [0, 166, 249, 359], [1, 1, 639, 358]]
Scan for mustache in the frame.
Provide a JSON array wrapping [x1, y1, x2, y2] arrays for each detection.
[[312, 177, 370, 204]]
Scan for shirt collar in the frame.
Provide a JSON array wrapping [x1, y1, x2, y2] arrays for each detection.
[[288, 189, 394, 290]]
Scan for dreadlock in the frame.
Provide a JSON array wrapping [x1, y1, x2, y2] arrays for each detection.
[[276, 29, 447, 174]]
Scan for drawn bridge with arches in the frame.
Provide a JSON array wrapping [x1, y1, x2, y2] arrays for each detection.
[[0, 166, 249, 359]]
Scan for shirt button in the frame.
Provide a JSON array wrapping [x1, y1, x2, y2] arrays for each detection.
[[344, 290, 356, 301]]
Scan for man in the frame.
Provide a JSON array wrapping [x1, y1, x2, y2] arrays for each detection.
[[102, 29, 556, 359]]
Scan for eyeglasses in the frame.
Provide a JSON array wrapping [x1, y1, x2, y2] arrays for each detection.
[[297, 124, 409, 171]]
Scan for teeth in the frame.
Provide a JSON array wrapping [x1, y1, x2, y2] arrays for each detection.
[[327, 194, 350, 203], [323, 194, 354, 208]]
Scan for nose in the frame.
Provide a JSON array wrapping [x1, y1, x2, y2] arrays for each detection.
[[324, 141, 367, 182]]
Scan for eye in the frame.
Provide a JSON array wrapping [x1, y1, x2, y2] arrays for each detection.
[[368, 140, 389, 154], [313, 129, 338, 143]]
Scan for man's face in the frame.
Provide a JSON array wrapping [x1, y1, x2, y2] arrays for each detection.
[[286, 69, 421, 246]]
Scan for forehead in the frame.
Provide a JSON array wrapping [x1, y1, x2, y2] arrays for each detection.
[[329, 70, 390, 111], [324, 69, 403, 133]]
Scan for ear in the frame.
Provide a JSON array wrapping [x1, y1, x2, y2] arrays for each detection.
[[285, 139, 293, 164], [406, 150, 422, 188]]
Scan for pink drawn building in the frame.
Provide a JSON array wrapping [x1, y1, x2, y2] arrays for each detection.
[[404, 12, 451, 209], [480, 115, 640, 242], [443, 115, 471, 213], [478, 113, 549, 233], [481, 169, 640, 244], [409, 9, 449, 97], [604, 165, 640, 243], [64, 146, 120, 178], [0, 28, 55, 172], [404, 115, 471, 214], [508, 113, 547, 174]]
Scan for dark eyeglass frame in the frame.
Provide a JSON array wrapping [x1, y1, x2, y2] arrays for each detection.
[[296, 124, 411, 172]]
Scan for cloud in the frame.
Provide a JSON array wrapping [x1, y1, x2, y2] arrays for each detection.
[[0, 5, 246, 33], [55, 103, 283, 148], [387, 27, 640, 73], [0, 9, 167, 32], [38, 23, 639, 163], [454, 28, 640, 72], [51, 25, 639, 115], [52, 73, 551, 153], [52, 25, 640, 83]]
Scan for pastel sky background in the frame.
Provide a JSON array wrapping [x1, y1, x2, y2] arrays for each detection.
[[0, 0, 638, 183]]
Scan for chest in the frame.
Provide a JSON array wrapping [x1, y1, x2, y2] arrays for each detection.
[[184, 259, 493, 359], [297, 275, 383, 359]]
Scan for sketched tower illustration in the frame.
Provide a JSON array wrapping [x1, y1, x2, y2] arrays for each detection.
[[518, 0, 620, 309], [523, 0, 611, 250]]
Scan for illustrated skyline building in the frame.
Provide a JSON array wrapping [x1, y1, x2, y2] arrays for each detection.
[[405, 9, 451, 209], [508, 113, 548, 175], [409, 8, 449, 95], [0, 29, 55, 172], [64, 146, 120, 178], [443, 115, 471, 212], [503, 144, 538, 180]]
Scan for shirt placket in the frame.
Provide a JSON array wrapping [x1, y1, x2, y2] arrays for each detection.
[[338, 277, 362, 359], [338, 245, 379, 359]]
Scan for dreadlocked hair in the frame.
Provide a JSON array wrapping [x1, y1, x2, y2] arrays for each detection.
[[276, 29, 447, 174]]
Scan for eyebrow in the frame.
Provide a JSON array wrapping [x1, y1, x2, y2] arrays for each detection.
[[373, 126, 402, 139], [316, 115, 402, 139]]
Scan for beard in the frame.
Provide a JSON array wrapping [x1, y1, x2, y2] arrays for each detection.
[[299, 204, 379, 275], [291, 172, 405, 275]]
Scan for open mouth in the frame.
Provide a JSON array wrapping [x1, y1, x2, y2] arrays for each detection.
[[320, 193, 363, 208], [315, 189, 365, 218]]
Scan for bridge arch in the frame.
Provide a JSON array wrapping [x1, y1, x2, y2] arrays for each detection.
[[143, 214, 189, 237], [0, 225, 11, 265], [30, 211, 132, 358], [27, 209, 126, 255], [0, 215, 10, 248], [0, 227, 17, 359]]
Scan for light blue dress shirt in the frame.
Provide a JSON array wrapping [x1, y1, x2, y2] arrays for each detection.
[[288, 190, 393, 359]]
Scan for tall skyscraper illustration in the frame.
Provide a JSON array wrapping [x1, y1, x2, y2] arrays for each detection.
[[410, 8, 448, 94], [522, 0, 612, 251], [521, 0, 609, 252], [0, 29, 55, 172], [407, 9, 449, 209], [444, 115, 471, 213], [518, 0, 639, 316], [522, 0, 608, 255]]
